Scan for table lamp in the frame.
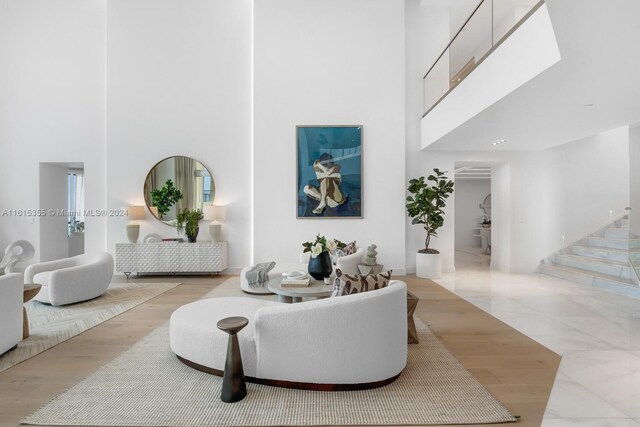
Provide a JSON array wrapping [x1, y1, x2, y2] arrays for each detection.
[[203, 205, 226, 243], [126, 205, 145, 243]]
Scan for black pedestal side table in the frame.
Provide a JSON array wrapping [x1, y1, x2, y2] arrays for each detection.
[[217, 316, 249, 403]]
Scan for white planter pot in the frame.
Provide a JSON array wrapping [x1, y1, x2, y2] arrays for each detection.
[[416, 252, 442, 279]]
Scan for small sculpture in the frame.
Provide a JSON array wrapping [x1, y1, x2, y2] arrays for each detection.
[[358, 244, 383, 275], [365, 244, 378, 266]]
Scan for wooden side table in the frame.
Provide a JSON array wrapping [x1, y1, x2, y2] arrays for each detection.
[[217, 316, 249, 403], [407, 291, 419, 344], [23, 283, 42, 339]]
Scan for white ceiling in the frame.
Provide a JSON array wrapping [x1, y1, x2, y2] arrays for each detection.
[[424, 0, 640, 151], [454, 166, 492, 179]]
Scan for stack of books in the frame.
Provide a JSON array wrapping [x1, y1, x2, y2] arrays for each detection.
[[280, 271, 310, 287]]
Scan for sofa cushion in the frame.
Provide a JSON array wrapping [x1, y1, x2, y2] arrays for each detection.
[[332, 269, 393, 297]]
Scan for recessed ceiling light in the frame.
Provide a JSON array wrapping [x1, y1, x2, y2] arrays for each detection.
[[491, 139, 506, 146]]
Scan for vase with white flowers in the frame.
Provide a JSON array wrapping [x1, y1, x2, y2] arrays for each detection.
[[302, 234, 336, 281]]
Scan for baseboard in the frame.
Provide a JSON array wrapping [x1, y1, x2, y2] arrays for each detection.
[[391, 268, 407, 276], [225, 267, 242, 275]]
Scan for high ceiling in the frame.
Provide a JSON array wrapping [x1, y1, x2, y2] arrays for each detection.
[[423, 0, 640, 151]]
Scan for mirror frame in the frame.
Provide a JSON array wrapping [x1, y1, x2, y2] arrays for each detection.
[[143, 155, 215, 226]]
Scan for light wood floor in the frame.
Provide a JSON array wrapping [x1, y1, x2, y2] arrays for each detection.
[[0, 275, 560, 427]]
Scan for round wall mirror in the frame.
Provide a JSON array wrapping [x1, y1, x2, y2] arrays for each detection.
[[144, 156, 215, 226]]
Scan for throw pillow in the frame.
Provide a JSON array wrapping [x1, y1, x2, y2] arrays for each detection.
[[330, 250, 343, 265], [331, 268, 393, 297], [343, 241, 357, 256]]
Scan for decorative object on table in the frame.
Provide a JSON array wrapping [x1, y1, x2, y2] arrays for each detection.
[[280, 271, 310, 287], [296, 125, 362, 218], [0, 240, 35, 274], [481, 216, 491, 228], [245, 261, 276, 290], [125, 206, 145, 244], [142, 233, 162, 243], [268, 279, 332, 303], [161, 238, 185, 242], [358, 244, 384, 275], [480, 193, 491, 217], [406, 169, 454, 279], [149, 179, 183, 220], [203, 205, 226, 242], [176, 208, 204, 243], [144, 156, 214, 226], [0, 273, 22, 355], [217, 316, 249, 403], [24, 252, 114, 306], [302, 234, 334, 280], [332, 268, 393, 297], [22, 283, 42, 339]]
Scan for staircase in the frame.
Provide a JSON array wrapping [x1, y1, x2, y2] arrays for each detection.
[[540, 217, 640, 297]]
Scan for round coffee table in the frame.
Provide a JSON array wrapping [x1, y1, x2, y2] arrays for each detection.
[[267, 279, 332, 303], [23, 283, 41, 339]]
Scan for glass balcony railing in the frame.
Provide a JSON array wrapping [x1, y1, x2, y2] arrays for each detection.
[[423, 0, 544, 116]]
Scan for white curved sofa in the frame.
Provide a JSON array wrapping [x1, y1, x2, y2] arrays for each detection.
[[240, 248, 365, 294], [171, 280, 407, 389], [24, 252, 114, 306], [0, 273, 23, 355]]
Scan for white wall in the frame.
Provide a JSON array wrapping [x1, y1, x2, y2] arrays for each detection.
[[0, 0, 107, 262], [254, 0, 407, 272], [454, 179, 490, 249], [421, 3, 561, 148], [631, 126, 640, 239], [105, 0, 253, 272], [405, 126, 630, 274], [39, 164, 70, 262], [541, 126, 630, 253]]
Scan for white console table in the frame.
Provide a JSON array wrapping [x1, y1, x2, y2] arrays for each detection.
[[115, 241, 227, 277]]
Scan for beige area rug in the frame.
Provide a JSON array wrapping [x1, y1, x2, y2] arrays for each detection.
[[22, 277, 515, 426], [0, 281, 180, 373]]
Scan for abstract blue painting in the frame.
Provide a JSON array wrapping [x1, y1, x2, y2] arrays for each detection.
[[297, 125, 362, 218]]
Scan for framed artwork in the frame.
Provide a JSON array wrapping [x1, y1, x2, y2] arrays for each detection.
[[296, 125, 362, 218]]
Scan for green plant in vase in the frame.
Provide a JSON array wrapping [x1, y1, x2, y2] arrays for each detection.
[[150, 179, 183, 219], [176, 209, 204, 243]]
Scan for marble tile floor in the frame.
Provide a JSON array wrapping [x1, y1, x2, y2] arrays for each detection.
[[442, 252, 640, 426]]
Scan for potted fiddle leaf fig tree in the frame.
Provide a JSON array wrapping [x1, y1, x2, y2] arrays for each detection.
[[406, 168, 454, 279]]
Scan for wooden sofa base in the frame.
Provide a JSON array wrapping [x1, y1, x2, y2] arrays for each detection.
[[177, 355, 401, 391]]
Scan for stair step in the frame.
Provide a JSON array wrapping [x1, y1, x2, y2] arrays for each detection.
[[553, 254, 632, 280], [540, 264, 640, 298], [570, 245, 630, 263], [588, 236, 631, 250], [604, 227, 630, 238]]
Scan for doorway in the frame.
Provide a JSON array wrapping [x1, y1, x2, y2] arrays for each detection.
[[39, 162, 85, 262], [454, 164, 492, 271]]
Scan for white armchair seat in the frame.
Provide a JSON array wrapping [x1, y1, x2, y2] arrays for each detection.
[[0, 273, 23, 355], [171, 281, 408, 388], [24, 252, 114, 306]]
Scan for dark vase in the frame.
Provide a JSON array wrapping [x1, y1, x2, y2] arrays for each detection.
[[186, 226, 199, 243], [308, 251, 332, 280]]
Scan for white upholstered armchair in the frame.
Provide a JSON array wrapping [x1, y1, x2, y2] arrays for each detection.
[[0, 273, 23, 355], [24, 252, 114, 306]]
